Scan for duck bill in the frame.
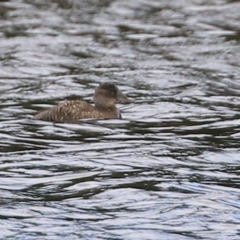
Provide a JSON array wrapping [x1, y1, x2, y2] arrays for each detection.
[[117, 89, 133, 104]]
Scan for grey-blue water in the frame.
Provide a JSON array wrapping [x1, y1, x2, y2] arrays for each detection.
[[0, 0, 240, 239]]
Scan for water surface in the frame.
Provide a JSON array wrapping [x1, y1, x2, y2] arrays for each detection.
[[0, 0, 240, 239]]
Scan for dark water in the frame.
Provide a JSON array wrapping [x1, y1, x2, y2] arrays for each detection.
[[0, 0, 240, 239]]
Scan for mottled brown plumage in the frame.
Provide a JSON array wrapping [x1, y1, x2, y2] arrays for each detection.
[[33, 82, 132, 123]]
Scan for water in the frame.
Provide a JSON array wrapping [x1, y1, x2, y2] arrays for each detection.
[[0, 0, 240, 239]]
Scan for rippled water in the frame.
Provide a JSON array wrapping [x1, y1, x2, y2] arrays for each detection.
[[1, 0, 240, 239]]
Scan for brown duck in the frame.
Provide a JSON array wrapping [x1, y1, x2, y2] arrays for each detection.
[[33, 82, 132, 122]]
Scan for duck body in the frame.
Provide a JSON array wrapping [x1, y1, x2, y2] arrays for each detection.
[[33, 82, 131, 123], [33, 100, 119, 122]]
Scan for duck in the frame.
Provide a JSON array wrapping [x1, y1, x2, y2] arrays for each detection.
[[33, 82, 132, 122]]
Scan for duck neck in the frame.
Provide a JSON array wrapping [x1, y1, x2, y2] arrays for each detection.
[[95, 103, 116, 111], [94, 97, 116, 111]]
